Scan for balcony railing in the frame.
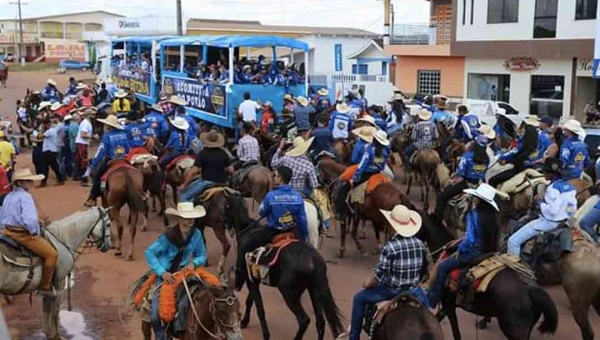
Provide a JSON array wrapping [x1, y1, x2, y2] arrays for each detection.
[[390, 22, 451, 45], [65, 32, 82, 39], [40, 31, 63, 39], [310, 74, 389, 85]]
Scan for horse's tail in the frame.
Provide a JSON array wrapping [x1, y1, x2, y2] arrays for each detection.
[[126, 171, 146, 213], [313, 257, 345, 337], [529, 286, 558, 334]]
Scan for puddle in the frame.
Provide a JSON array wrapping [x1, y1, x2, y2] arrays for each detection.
[[59, 310, 94, 340]]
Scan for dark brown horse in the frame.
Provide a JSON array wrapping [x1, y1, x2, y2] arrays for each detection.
[[132, 155, 169, 229], [372, 305, 444, 340], [101, 164, 146, 260], [407, 149, 441, 210]]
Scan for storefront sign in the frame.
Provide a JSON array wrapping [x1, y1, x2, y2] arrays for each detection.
[[104, 15, 182, 36], [45, 43, 85, 59], [503, 57, 540, 72], [0, 33, 37, 44], [112, 67, 151, 96], [578, 58, 594, 77], [162, 76, 227, 118]]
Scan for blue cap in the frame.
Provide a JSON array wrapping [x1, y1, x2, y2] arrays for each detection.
[[540, 116, 553, 126]]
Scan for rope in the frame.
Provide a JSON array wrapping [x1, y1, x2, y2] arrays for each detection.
[[181, 277, 223, 339]]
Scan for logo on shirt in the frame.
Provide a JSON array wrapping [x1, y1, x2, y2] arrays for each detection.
[[114, 146, 126, 156], [278, 212, 295, 227], [473, 164, 487, 172], [336, 121, 347, 130], [575, 152, 585, 163]]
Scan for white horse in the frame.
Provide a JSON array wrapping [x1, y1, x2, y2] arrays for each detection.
[[304, 201, 320, 249], [0, 207, 112, 340]]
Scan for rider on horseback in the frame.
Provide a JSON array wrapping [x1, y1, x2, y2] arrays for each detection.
[[559, 119, 590, 181], [403, 109, 439, 170], [385, 93, 406, 137], [277, 109, 298, 141], [453, 104, 481, 142], [124, 111, 146, 148], [84, 115, 131, 207], [0, 169, 56, 296], [144, 105, 170, 146], [41, 79, 60, 103], [493, 108, 517, 150], [271, 136, 319, 197], [350, 129, 390, 186], [329, 103, 353, 140], [234, 166, 308, 291], [234, 122, 260, 170], [309, 115, 334, 158], [158, 117, 190, 170], [431, 96, 454, 125]]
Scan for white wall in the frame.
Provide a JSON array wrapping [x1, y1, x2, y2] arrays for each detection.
[[463, 58, 573, 116], [298, 35, 373, 75], [456, 0, 595, 42]]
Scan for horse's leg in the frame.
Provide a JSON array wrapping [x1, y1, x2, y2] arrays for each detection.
[[241, 289, 254, 329], [350, 214, 367, 257], [42, 295, 61, 340], [442, 298, 462, 340], [249, 283, 270, 340], [572, 301, 594, 340], [126, 210, 140, 261], [359, 219, 367, 239], [141, 321, 152, 340], [406, 172, 412, 196], [337, 219, 347, 258], [160, 192, 169, 228], [308, 284, 325, 340], [141, 201, 148, 232], [280, 285, 311, 340], [213, 226, 231, 275], [111, 207, 124, 256]]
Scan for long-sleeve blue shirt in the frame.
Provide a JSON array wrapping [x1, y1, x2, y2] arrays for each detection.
[[176, 113, 199, 140], [454, 113, 481, 141], [560, 136, 591, 180], [41, 85, 60, 103], [350, 138, 368, 164], [538, 131, 552, 156], [143, 111, 170, 140], [456, 150, 488, 181], [145, 229, 207, 276], [124, 122, 145, 148], [498, 136, 539, 166], [91, 129, 131, 168], [65, 83, 77, 97], [165, 130, 190, 153], [259, 185, 308, 241], [458, 209, 484, 259], [352, 143, 391, 182]]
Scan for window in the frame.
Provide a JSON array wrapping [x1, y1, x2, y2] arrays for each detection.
[[381, 62, 388, 76], [530, 75, 564, 119], [576, 0, 598, 20], [534, 0, 558, 38], [471, 0, 475, 24], [352, 64, 368, 75], [417, 70, 441, 95], [487, 0, 519, 23], [467, 74, 511, 102], [462, 0, 467, 25]]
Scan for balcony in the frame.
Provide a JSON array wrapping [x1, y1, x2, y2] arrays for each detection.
[[385, 22, 452, 57]]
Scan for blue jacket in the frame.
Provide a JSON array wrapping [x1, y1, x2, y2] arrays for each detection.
[[165, 130, 190, 153], [538, 131, 552, 156], [176, 113, 199, 140], [41, 85, 60, 103], [458, 209, 484, 259], [328, 111, 353, 140], [91, 129, 131, 168], [145, 228, 207, 276], [353, 143, 391, 182], [310, 127, 333, 155], [560, 136, 591, 180], [498, 136, 540, 166], [351, 138, 368, 164], [124, 122, 145, 148], [456, 150, 488, 181], [259, 185, 308, 241], [454, 113, 481, 141], [144, 111, 170, 140], [371, 113, 387, 131], [293, 105, 315, 131]]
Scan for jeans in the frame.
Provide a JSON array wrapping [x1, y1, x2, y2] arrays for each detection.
[[507, 217, 561, 255], [350, 285, 401, 340], [178, 179, 214, 202], [32, 144, 45, 176], [60, 145, 73, 178], [42, 151, 65, 184], [151, 279, 171, 340], [427, 256, 465, 307], [404, 144, 417, 165], [580, 206, 600, 242]]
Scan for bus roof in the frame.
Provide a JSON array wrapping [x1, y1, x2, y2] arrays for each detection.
[[159, 35, 309, 51]]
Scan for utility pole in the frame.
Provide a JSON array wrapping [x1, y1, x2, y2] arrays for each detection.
[[176, 0, 183, 35], [9, 0, 27, 66]]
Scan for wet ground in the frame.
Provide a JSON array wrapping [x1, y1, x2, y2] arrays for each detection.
[[1, 70, 599, 339]]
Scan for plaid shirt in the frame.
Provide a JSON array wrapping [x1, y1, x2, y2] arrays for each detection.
[[374, 235, 426, 290], [411, 121, 439, 150], [237, 135, 260, 162], [271, 149, 319, 191]]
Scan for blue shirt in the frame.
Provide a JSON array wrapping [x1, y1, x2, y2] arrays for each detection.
[[328, 111, 353, 140], [310, 127, 333, 155], [91, 129, 131, 168], [145, 228, 207, 276], [41, 85, 60, 103], [498, 136, 540, 166], [560, 136, 591, 180], [371, 113, 387, 131], [431, 109, 453, 124], [353, 143, 391, 182], [165, 130, 190, 153], [350, 139, 368, 164], [0, 187, 39, 234], [458, 209, 484, 259], [144, 111, 170, 140], [176, 113, 199, 140], [65, 83, 77, 97], [538, 131, 552, 156], [124, 121, 145, 148], [259, 185, 308, 241], [293, 105, 316, 131], [42, 125, 60, 152], [456, 150, 488, 181], [454, 113, 481, 141]]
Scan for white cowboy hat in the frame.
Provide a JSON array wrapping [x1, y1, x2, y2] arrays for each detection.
[[388, 93, 404, 102], [46, 78, 57, 86], [283, 93, 294, 102], [380, 205, 422, 238], [478, 124, 496, 140], [169, 95, 188, 106], [335, 103, 350, 114], [64, 114, 73, 121], [243, 65, 251, 71], [12, 168, 44, 182], [286, 137, 314, 157], [357, 115, 376, 126], [165, 202, 206, 219], [523, 115, 540, 127], [38, 101, 51, 110], [463, 183, 499, 211], [317, 88, 329, 96], [50, 102, 62, 111], [97, 115, 124, 130], [114, 89, 128, 98], [352, 126, 378, 143], [151, 104, 164, 113], [75, 83, 87, 90], [296, 96, 309, 107], [170, 116, 190, 131], [373, 129, 390, 146], [418, 108, 432, 121], [561, 119, 583, 135]]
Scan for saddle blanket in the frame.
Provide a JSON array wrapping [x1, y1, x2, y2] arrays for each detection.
[[165, 155, 195, 172], [100, 159, 137, 182], [127, 148, 157, 165], [348, 173, 391, 204], [246, 232, 298, 286], [232, 162, 259, 187]]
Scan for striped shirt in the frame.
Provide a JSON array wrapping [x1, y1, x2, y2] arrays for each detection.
[[271, 149, 318, 191], [374, 235, 426, 289], [237, 135, 260, 162]]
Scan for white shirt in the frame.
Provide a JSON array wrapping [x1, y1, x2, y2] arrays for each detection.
[[540, 180, 577, 222], [238, 100, 260, 122], [76, 119, 93, 145]]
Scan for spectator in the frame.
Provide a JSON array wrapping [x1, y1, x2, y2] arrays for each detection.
[[238, 92, 260, 128], [293, 96, 315, 133]]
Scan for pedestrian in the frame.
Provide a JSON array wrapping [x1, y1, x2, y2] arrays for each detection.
[[235, 122, 260, 169], [238, 91, 260, 129], [271, 136, 319, 196], [293, 96, 315, 132], [41, 115, 65, 187], [68, 114, 80, 179], [75, 108, 94, 186], [0, 130, 16, 182]]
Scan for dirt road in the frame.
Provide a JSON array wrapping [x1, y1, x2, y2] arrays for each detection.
[[0, 70, 598, 339]]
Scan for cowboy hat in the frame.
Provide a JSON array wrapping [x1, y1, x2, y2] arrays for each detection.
[[170, 116, 190, 131], [38, 101, 52, 110], [165, 202, 206, 219], [200, 129, 225, 148], [317, 88, 329, 96], [97, 115, 124, 130], [283, 94, 294, 102], [50, 102, 62, 111], [380, 205, 422, 238], [286, 137, 314, 157], [463, 183, 499, 211], [151, 104, 164, 113], [114, 89, 128, 98], [357, 115, 376, 126], [374, 129, 390, 146], [478, 124, 496, 140], [418, 109, 432, 121], [169, 95, 188, 106], [523, 115, 540, 127], [296, 96, 309, 107], [243, 65, 251, 71], [12, 168, 45, 182], [63, 114, 73, 121], [352, 126, 378, 143], [159, 92, 169, 101], [388, 93, 404, 102], [46, 78, 57, 86], [75, 83, 87, 90], [335, 103, 350, 114], [561, 119, 583, 135]]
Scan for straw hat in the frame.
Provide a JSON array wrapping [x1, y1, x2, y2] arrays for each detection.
[[243, 65, 251, 71], [283, 94, 294, 102], [388, 93, 404, 102], [165, 202, 206, 219], [151, 104, 164, 113], [114, 89, 128, 98], [169, 95, 188, 106], [64, 114, 73, 122], [296, 96, 309, 107], [418, 109, 432, 121], [286, 137, 314, 157], [76, 82, 87, 90], [50, 102, 62, 111], [170, 116, 190, 131], [200, 129, 225, 148], [335, 103, 350, 114], [47, 78, 57, 86], [317, 88, 329, 96], [561, 119, 583, 135], [97, 115, 124, 130], [352, 126, 378, 143], [38, 101, 51, 110], [12, 168, 44, 182], [478, 124, 496, 140], [523, 115, 540, 127], [463, 183, 499, 211], [357, 115, 376, 126], [374, 129, 390, 146], [379, 205, 422, 238]]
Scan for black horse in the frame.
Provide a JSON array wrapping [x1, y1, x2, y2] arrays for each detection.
[[418, 212, 558, 340], [222, 192, 344, 340]]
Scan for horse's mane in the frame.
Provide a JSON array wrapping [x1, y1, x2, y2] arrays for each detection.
[[226, 193, 251, 231], [47, 209, 100, 234]]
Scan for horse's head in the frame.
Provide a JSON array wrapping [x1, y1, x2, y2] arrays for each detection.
[[206, 268, 243, 340], [222, 191, 250, 235], [89, 207, 112, 252]]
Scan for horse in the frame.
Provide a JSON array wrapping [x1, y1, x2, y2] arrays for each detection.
[[165, 155, 195, 205], [407, 149, 442, 209], [130, 152, 169, 229], [222, 192, 345, 340], [233, 165, 273, 206], [371, 306, 445, 340], [332, 138, 354, 165], [100, 163, 146, 261], [419, 213, 558, 340], [0, 207, 112, 340]]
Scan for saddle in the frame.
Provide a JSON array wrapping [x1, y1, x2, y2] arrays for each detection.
[[363, 289, 429, 337], [348, 173, 391, 204], [101, 159, 137, 182], [231, 161, 260, 187], [517, 225, 575, 282], [496, 169, 549, 201], [245, 232, 299, 287], [127, 148, 158, 165], [313, 150, 337, 162], [165, 155, 195, 172], [196, 186, 235, 203]]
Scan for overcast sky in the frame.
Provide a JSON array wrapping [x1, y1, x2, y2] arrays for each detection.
[[0, 0, 430, 33]]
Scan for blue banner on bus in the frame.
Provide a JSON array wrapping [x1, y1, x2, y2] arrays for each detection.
[[162, 75, 228, 118], [112, 66, 152, 96]]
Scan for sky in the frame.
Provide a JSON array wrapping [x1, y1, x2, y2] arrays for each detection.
[[0, 0, 430, 33]]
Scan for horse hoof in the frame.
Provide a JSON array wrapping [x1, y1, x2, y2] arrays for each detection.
[[477, 319, 489, 329], [336, 250, 345, 258], [114, 251, 122, 257], [126, 254, 134, 261], [241, 319, 249, 329]]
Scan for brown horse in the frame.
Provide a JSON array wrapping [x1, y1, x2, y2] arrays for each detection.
[[165, 156, 195, 205], [233, 165, 272, 205], [332, 138, 354, 165], [406, 149, 442, 210], [132, 155, 169, 229], [372, 305, 444, 340], [101, 164, 146, 260]]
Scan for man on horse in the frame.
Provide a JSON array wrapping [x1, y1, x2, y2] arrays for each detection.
[[234, 166, 308, 291], [328, 103, 353, 140], [144, 104, 170, 146], [386, 94, 406, 137], [65, 77, 77, 97], [41, 79, 60, 103], [342, 205, 428, 340], [431, 96, 454, 126], [235, 122, 260, 169], [350, 129, 390, 186], [453, 104, 481, 142], [507, 158, 577, 256], [559, 119, 590, 181], [124, 111, 146, 149], [173, 103, 199, 146], [85, 115, 131, 207], [309, 115, 334, 158], [0, 169, 56, 296], [538, 116, 553, 156], [403, 109, 439, 170], [145, 202, 207, 340], [158, 117, 190, 170], [271, 136, 319, 197], [493, 108, 517, 150], [277, 109, 298, 141]]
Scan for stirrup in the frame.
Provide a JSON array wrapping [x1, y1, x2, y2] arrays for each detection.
[[38, 287, 57, 297], [84, 199, 97, 208]]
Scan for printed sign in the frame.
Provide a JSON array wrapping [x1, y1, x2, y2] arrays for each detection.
[[45, 43, 86, 59], [334, 44, 342, 72], [503, 57, 540, 72], [112, 67, 151, 96], [162, 76, 227, 118]]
